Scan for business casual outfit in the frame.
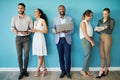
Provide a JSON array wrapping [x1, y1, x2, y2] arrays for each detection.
[[11, 14, 33, 73], [97, 18, 115, 68], [53, 16, 74, 74], [32, 18, 47, 56], [80, 20, 93, 71]]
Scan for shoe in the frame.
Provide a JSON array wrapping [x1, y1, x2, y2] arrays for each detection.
[[24, 71, 29, 77], [34, 69, 40, 77], [41, 69, 47, 77], [18, 72, 24, 79], [80, 71, 89, 77], [59, 72, 66, 78], [86, 71, 92, 76], [66, 73, 71, 79], [104, 69, 109, 76], [96, 71, 105, 78]]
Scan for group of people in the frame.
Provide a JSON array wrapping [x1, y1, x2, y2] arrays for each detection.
[[11, 3, 115, 79]]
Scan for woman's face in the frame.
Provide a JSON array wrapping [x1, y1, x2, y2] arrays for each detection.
[[34, 9, 41, 18], [103, 10, 110, 19], [86, 13, 93, 21]]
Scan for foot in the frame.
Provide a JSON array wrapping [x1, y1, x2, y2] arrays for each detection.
[[104, 68, 109, 76], [59, 72, 66, 78], [24, 71, 29, 77], [86, 71, 92, 76], [96, 71, 105, 78], [41, 69, 47, 77], [18, 72, 24, 79], [34, 69, 40, 77], [80, 71, 89, 77], [66, 73, 71, 79]]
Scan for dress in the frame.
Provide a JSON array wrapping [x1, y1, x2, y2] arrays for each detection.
[[32, 18, 47, 56]]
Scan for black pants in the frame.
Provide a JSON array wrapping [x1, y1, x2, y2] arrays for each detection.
[[16, 36, 30, 73], [57, 38, 71, 74]]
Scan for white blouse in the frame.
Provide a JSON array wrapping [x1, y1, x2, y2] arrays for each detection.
[[80, 20, 93, 39]]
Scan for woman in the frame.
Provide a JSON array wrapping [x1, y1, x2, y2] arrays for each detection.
[[96, 8, 115, 78], [79, 10, 95, 77], [29, 8, 48, 77]]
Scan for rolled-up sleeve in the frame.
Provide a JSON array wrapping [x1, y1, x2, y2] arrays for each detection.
[[29, 17, 33, 29], [11, 17, 16, 31], [109, 19, 115, 34]]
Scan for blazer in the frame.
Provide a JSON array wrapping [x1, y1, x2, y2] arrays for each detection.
[[52, 16, 74, 45]]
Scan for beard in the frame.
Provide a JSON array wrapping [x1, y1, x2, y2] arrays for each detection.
[[60, 11, 65, 16], [18, 11, 24, 15]]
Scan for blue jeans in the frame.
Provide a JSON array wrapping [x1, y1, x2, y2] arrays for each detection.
[[81, 38, 92, 71], [57, 38, 71, 74]]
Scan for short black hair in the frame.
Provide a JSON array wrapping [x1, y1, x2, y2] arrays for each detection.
[[58, 5, 66, 10], [18, 3, 25, 8], [103, 8, 110, 13]]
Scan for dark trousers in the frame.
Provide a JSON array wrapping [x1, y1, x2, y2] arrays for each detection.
[[57, 38, 71, 74], [16, 36, 30, 73]]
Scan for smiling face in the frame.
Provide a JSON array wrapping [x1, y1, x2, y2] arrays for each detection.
[[34, 9, 41, 18], [58, 6, 66, 16], [18, 5, 25, 15], [85, 13, 93, 21], [103, 10, 110, 19]]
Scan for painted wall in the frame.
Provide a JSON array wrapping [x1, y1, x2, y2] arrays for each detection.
[[0, 0, 120, 68]]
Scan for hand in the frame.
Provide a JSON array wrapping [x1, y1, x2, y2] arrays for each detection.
[[20, 31, 30, 35], [28, 28, 37, 32], [54, 30, 58, 34], [91, 41, 95, 47], [62, 30, 67, 33], [13, 29, 18, 34]]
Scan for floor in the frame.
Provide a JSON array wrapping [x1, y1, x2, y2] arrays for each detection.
[[0, 71, 120, 80]]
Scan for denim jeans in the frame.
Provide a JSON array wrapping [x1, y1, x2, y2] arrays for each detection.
[[16, 35, 30, 72]]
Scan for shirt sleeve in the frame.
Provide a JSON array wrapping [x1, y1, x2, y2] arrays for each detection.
[[109, 19, 115, 34], [52, 18, 56, 33], [11, 16, 16, 31], [29, 17, 33, 29]]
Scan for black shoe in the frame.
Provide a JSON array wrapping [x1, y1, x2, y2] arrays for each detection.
[[59, 72, 66, 78], [96, 71, 105, 78], [24, 71, 29, 77], [104, 70, 109, 76], [67, 73, 71, 79], [18, 72, 24, 79]]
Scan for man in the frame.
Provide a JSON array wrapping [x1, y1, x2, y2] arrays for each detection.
[[52, 5, 74, 79], [11, 3, 33, 79]]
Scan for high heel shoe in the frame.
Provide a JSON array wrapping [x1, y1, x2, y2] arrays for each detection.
[[104, 69, 109, 76], [41, 69, 47, 77], [80, 71, 89, 77], [96, 71, 105, 78], [34, 69, 40, 77]]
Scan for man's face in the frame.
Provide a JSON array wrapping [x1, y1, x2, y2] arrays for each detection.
[[18, 5, 25, 15], [58, 6, 66, 16]]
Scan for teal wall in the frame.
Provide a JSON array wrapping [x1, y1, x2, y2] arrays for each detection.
[[0, 0, 120, 68]]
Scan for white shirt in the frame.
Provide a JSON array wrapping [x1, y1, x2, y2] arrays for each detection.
[[60, 18, 66, 37], [80, 20, 93, 39]]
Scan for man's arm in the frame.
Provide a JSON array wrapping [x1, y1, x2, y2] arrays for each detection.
[[11, 17, 18, 34]]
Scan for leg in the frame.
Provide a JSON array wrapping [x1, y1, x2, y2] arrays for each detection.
[[104, 35, 112, 74], [100, 39, 105, 68], [41, 56, 47, 77], [23, 37, 30, 72], [63, 40, 71, 74], [16, 37, 23, 73], [57, 40, 65, 72], [34, 56, 43, 77], [82, 39, 92, 72]]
